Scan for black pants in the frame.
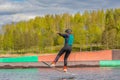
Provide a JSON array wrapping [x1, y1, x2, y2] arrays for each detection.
[[54, 46, 72, 66]]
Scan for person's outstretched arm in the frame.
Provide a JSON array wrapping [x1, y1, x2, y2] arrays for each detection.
[[57, 33, 68, 38]]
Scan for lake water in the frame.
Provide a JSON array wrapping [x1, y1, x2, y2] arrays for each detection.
[[0, 67, 120, 80]]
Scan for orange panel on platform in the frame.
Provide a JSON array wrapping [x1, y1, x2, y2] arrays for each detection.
[[68, 50, 112, 61], [38, 50, 112, 62]]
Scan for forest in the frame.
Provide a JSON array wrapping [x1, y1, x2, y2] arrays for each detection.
[[0, 8, 120, 54]]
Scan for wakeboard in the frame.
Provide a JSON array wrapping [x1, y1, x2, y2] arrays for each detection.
[[41, 61, 77, 76]]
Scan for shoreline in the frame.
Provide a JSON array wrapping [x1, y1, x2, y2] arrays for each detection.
[[0, 61, 100, 69]]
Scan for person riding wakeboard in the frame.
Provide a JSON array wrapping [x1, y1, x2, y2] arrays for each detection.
[[51, 29, 74, 72]]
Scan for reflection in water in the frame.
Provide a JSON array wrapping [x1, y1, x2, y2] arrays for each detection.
[[0, 68, 40, 80], [0, 67, 120, 80]]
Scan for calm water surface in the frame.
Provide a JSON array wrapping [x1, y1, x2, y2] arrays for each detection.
[[0, 67, 120, 80]]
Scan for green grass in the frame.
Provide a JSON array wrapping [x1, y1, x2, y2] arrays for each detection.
[[0, 44, 105, 55]]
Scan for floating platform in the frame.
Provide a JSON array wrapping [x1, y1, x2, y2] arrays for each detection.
[[0, 50, 120, 68]]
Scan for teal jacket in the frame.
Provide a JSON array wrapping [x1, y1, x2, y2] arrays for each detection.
[[58, 33, 74, 46]]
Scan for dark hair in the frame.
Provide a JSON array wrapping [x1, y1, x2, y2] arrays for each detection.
[[65, 29, 72, 34]]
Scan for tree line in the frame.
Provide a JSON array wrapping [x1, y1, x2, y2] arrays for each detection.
[[0, 8, 120, 54]]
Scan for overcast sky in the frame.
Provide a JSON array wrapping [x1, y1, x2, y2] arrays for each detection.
[[0, 0, 120, 28]]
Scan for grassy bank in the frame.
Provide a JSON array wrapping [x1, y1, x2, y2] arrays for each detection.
[[0, 44, 105, 57]]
